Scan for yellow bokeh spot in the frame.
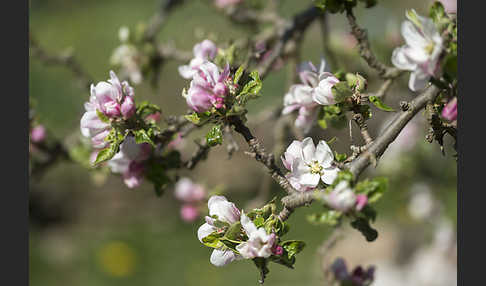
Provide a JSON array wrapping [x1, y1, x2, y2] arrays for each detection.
[[97, 241, 137, 277]]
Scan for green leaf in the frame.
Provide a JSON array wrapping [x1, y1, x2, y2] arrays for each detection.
[[307, 211, 342, 226], [234, 65, 245, 85], [237, 70, 262, 105], [202, 232, 224, 249], [334, 151, 347, 162], [96, 109, 110, 123], [355, 177, 388, 204], [224, 222, 242, 241], [281, 240, 306, 259], [406, 9, 422, 29], [318, 118, 328, 129], [136, 101, 161, 118], [369, 96, 394, 112], [269, 254, 295, 269], [145, 160, 171, 196], [93, 141, 121, 165], [331, 81, 353, 103], [350, 217, 378, 242], [429, 1, 448, 29], [253, 216, 265, 228], [184, 113, 200, 124], [206, 125, 223, 147], [134, 129, 155, 146]]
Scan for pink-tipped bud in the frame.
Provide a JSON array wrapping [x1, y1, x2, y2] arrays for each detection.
[[121, 96, 135, 119], [181, 204, 200, 222], [145, 112, 161, 123], [103, 101, 121, 117], [272, 245, 283, 256], [441, 97, 457, 121], [355, 194, 368, 211], [30, 125, 46, 143], [213, 82, 228, 97]]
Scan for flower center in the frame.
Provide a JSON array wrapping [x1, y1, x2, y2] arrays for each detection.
[[425, 42, 435, 55], [309, 161, 323, 175]]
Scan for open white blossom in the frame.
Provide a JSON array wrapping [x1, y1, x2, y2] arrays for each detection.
[[235, 212, 276, 259], [197, 196, 241, 267], [282, 137, 340, 191], [392, 10, 442, 91]]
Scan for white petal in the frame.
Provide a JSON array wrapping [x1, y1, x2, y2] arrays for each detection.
[[314, 140, 334, 166], [197, 223, 217, 242], [298, 172, 320, 188], [408, 71, 430, 92], [301, 137, 316, 163], [240, 212, 257, 235], [285, 140, 303, 160], [391, 46, 416, 71], [321, 167, 340, 185], [178, 65, 196, 79], [210, 249, 237, 267], [401, 21, 428, 49]]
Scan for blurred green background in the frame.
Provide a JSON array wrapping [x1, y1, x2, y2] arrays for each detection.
[[29, 0, 456, 285]]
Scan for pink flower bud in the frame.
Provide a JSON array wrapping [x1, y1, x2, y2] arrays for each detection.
[[180, 204, 200, 222], [441, 97, 457, 121], [30, 125, 46, 143], [213, 82, 227, 97], [121, 95, 135, 119], [101, 100, 121, 118], [145, 112, 161, 123], [355, 194, 368, 211], [272, 245, 283, 256]]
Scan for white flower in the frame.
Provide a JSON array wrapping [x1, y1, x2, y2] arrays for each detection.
[[282, 59, 340, 133], [235, 212, 276, 259], [313, 72, 339, 105], [282, 137, 340, 191], [197, 196, 242, 267], [178, 40, 218, 79], [323, 181, 357, 212], [391, 10, 443, 91]]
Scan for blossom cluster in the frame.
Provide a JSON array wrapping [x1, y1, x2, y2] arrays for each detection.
[[197, 196, 300, 268], [282, 59, 340, 132]]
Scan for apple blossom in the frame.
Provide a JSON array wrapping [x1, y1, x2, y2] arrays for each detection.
[[235, 212, 276, 259], [441, 97, 457, 121], [180, 204, 200, 222], [324, 181, 358, 212], [30, 125, 46, 143], [282, 137, 340, 191], [80, 71, 137, 148], [282, 59, 339, 132], [174, 177, 206, 203], [392, 10, 443, 91], [197, 196, 241, 266], [111, 27, 143, 84], [184, 61, 230, 112], [178, 40, 218, 79], [107, 136, 151, 188]]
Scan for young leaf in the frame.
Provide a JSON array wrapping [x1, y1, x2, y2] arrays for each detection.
[[331, 81, 353, 102], [281, 240, 306, 259], [350, 217, 378, 242], [184, 113, 200, 124], [202, 232, 224, 249], [134, 129, 155, 146], [369, 96, 394, 112], [206, 125, 223, 147], [237, 70, 262, 105], [234, 65, 245, 85], [307, 211, 342, 226], [93, 141, 120, 165], [96, 109, 110, 123]]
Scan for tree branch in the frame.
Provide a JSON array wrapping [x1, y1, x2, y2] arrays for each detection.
[[345, 9, 402, 79]]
